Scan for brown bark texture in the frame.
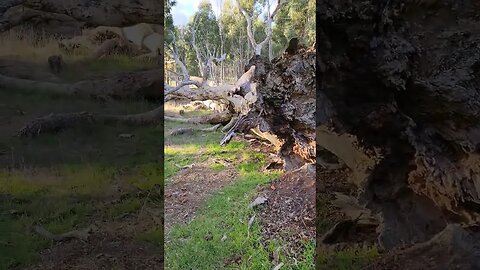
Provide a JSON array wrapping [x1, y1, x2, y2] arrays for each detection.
[[317, 0, 480, 267]]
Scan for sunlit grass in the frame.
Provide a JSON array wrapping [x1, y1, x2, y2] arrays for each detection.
[[209, 163, 226, 172], [0, 166, 114, 197], [0, 163, 163, 269], [0, 27, 162, 269], [164, 115, 315, 268], [164, 119, 246, 180], [128, 163, 163, 191], [0, 28, 156, 83], [165, 158, 281, 269], [164, 102, 204, 116], [0, 28, 61, 62]]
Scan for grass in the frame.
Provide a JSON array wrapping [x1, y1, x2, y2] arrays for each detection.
[[59, 55, 158, 82], [316, 247, 379, 270], [0, 28, 157, 83], [0, 167, 97, 269], [0, 30, 162, 269], [0, 163, 163, 269], [164, 117, 244, 181], [164, 114, 315, 269], [164, 156, 315, 269]]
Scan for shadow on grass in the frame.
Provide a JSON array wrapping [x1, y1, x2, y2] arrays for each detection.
[[0, 86, 163, 268]]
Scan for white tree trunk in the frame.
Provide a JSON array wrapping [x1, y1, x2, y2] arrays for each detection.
[[235, 0, 285, 58], [167, 31, 189, 80]]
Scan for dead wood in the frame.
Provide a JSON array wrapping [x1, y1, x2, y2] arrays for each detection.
[[221, 50, 316, 170], [169, 124, 221, 136], [367, 225, 480, 269], [164, 112, 232, 125], [317, 0, 480, 264], [0, 0, 162, 35], [91, 37, 140, 59], [0, 69, 162, 100], [221, 117, 238, 132], [18, 106, 162, 137]]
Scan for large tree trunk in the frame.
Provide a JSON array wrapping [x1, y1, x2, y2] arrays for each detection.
[[18, 106, 163, 137], [228, 51, 316, 170], [165, 46, 316, 171], [317, 0, 480, 267], [0, 69, 162, 100], [0, 0, 162, 35]]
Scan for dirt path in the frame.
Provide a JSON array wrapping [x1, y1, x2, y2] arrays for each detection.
[[164, 160, 238, 234], [22, 219, 163, 270]]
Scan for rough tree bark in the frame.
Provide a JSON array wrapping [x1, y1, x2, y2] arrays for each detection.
[[0, 69, 162, 100], [165, 43, 316, 171], [0, 0, 162, 35], [18, 107, 163, 137], [317, 0, 480, 267], [224, 48, 316, 170]]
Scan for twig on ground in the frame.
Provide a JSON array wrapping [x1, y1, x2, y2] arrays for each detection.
[[33, 225, 90, 242]]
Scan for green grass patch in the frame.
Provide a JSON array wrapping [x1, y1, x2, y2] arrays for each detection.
[[209, 163, 226, 172], [128, 163, 163, 191], [0, 165, 114, 268], [316, 246, 379, 270], [0, 162, 164, 269], [162, 152, 314, 269], [164, 120, 245, 180], [165, 169, 279, 269], [108, 198, 142, 218]]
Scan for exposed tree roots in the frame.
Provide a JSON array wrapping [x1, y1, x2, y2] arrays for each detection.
[[317, 0, 480, 266]]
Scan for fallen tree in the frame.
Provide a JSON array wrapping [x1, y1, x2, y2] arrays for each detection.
[[317, 0, 480, 267], [0, 69, 162, 100], [0, 0, 162, 35], [166, 44, 316, 170], [18, 106, 163, 137]]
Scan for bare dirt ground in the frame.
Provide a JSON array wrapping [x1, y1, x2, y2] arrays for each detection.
[[164, 162, 238, 234], [164, 105, 315, 267], [18, 184, 164, 270], [23, 218, 163, 270], [258, 164, 316, 257]]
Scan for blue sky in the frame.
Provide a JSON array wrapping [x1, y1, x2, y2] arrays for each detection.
[[172, 0, 223, 26], [172, 0, 278, 26]]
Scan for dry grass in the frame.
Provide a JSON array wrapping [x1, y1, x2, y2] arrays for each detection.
[[0, 28, 65, 62], [0, 28, 157, 82]]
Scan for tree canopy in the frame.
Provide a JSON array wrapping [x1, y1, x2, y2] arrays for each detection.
[[164, 0, 315, 84]]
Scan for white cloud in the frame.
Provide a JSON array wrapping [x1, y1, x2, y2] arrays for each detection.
[[172, 0, 202, 26], [172, 9, 189, 26]]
